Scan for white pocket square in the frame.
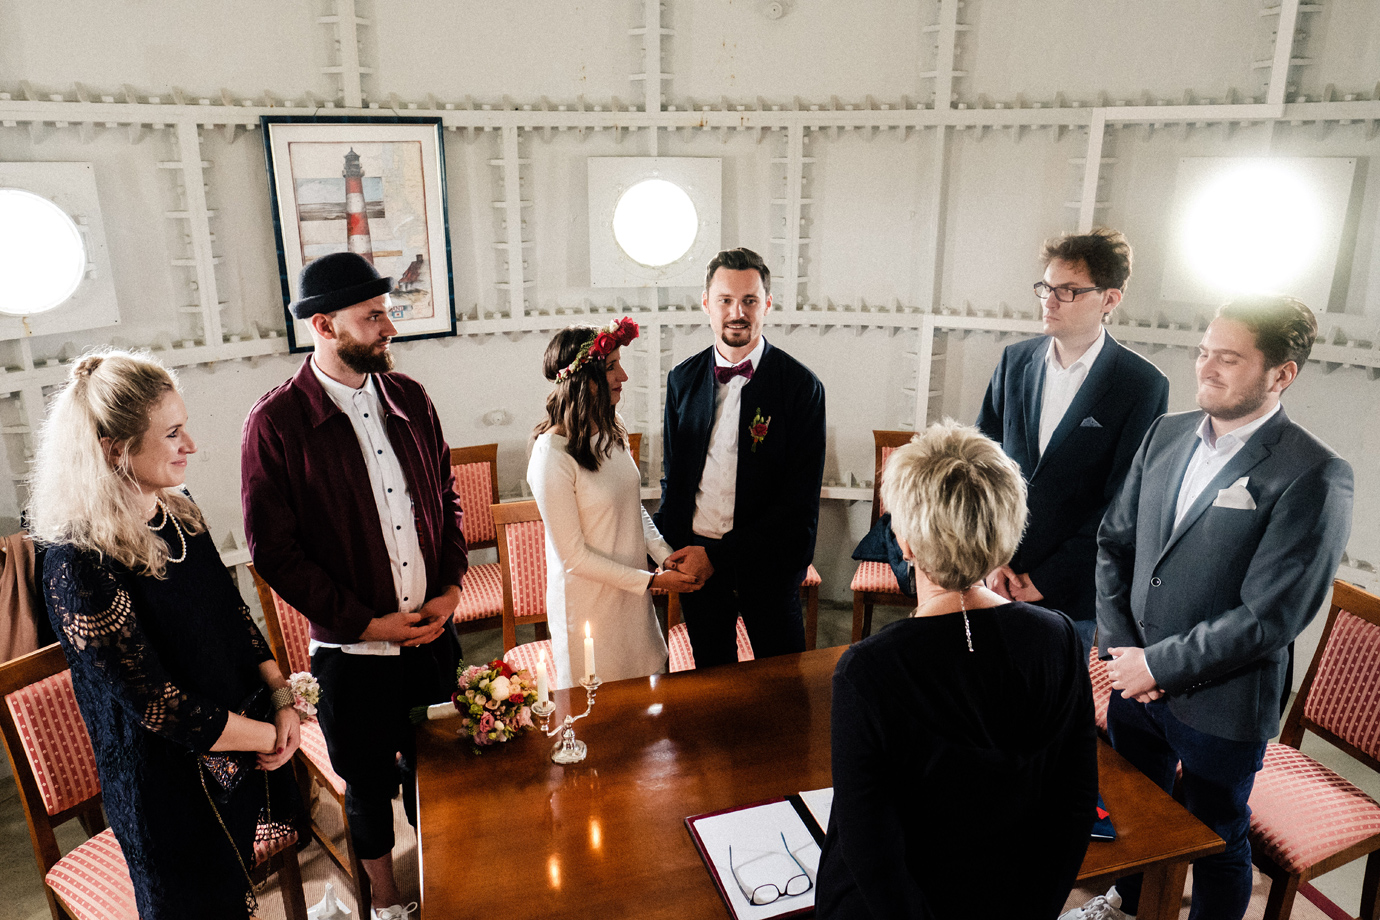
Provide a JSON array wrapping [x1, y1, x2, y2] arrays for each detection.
[[1080, 416, 1102, 429], [1213, 477, 1256, 510]]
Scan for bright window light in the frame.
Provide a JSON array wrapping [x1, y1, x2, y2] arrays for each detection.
[[1180, 163, 1323, 296], [612, 179, 698, 267], [0, 189, 86, 316]]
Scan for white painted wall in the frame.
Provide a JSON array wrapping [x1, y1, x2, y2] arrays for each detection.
[[0, 2, 1377, 656]]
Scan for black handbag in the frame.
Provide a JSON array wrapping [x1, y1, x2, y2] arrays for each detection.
[[199, 686, 272, 803]]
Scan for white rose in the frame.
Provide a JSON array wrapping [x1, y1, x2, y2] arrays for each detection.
[[489, 676, 512, 701]]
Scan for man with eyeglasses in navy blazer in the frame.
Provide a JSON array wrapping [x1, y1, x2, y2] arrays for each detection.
[[977, 228, 1169, 663], [656, 247, 826, 667]]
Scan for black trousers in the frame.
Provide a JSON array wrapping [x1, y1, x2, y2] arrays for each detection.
[[678, 535, 806, 667], [312, 640, 454, 860]]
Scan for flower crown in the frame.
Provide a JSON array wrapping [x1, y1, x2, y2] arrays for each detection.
[[554, 316, 640, 383]]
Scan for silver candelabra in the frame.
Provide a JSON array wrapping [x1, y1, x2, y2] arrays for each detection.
[[531, 676, 601, 764]]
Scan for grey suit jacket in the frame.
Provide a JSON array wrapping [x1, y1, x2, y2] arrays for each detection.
[[1095, 407, 1353, 742]]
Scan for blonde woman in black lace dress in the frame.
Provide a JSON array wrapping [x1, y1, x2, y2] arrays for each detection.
[[27, 350, 303, 919]]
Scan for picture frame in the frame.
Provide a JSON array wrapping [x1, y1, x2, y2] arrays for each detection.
[[262, 116, 456, 352]]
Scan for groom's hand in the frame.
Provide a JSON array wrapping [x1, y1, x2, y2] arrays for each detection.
[[665, 546, 714, 583]]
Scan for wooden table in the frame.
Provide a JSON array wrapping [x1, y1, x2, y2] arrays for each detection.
[[416, 647, 1222, 920]]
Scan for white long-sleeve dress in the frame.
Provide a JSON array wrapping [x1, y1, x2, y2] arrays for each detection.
[[528, 431, 672, 689]]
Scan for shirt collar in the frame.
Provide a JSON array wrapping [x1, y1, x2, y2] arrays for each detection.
[[1044, 327, 1106, 375], [1196, 401, 1281, 451], [713, 335, 767, 370], [311, 356, 377, 406]]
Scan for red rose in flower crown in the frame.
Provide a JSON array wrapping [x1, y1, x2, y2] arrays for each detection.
[[554, 317, 642, 383], [591, 331, 618, 357]]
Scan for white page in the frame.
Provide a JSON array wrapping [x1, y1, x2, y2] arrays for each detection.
[[797, 787, 833, 834], [691, 800, 820, 919]]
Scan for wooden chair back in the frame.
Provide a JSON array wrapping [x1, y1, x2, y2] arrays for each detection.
[[450, 444, 501, 551], [1280, 579, 1380, 771], [249, 565, 312, 676], [0, 644, 105, 892], [871, 429, 917, 524], [492, 501, 549, 652], [628, 432, 642, 467]]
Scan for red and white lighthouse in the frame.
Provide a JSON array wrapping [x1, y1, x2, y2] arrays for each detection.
[[342, 148, 375, 264]]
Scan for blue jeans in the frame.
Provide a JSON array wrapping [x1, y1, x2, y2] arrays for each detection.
[[1107, 693, 1266, 920]]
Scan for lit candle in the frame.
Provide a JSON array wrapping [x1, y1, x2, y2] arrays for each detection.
[[584, 621, 596, 680], [537, 650, 550, 703]]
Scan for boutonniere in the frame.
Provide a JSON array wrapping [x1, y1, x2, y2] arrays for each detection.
[[749, 408, 771, 452]]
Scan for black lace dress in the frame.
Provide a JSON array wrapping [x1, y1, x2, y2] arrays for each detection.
[[44, 511, 301, 919]]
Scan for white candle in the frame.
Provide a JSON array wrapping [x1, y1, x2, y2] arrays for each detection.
[[584, 621, 596, 680], [537, 650, 550, 703]]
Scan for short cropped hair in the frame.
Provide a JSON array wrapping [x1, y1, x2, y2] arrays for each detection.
[[1041, 227, 1133, 292], [1216, 294, 1318, 371], [705, 247, 771, 296], [880, 420, 1028, 592]]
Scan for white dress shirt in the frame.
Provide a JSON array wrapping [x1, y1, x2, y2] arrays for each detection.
[[1038, 328, 1106, 456], [692, 336, 767, 540], [309, 359, 427, 655], [1173, 402, 1281, 527]]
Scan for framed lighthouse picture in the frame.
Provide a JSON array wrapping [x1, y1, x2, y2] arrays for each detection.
[[263, 116, 457, 352]]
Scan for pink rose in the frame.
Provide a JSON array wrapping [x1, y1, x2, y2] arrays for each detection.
[[478, 713, 495, 734], [516, 706, 533, 728]]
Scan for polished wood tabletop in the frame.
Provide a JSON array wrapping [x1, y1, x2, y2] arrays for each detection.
[[416, 646, 1221, 920]]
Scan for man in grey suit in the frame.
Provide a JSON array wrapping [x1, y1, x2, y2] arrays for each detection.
[[1063, 296, 1354, 920]]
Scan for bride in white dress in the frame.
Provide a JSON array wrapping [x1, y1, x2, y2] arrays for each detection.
[[527, 319, 705, 689]]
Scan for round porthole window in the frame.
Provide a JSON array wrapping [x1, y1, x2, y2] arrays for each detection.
[[0, 189, 86, 316], [612, 179, 698, 267]]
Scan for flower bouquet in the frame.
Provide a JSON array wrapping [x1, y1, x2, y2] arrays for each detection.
[[410, 659, 539, 751]]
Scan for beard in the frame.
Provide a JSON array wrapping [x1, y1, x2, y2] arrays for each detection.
[[337, 328, 394, 375], [718, 322, 753, 347], [1197, 373, 1271, 421]]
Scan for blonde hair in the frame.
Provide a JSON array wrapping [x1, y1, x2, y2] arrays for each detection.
[[880, 420, 1027, 591], [27, 349, 204, 577]]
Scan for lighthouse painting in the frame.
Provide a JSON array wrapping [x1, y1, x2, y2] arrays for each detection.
[[263, 117, 456, 352]]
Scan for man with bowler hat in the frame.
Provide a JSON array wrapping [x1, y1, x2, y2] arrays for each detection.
[[241, 252, 466, 920]]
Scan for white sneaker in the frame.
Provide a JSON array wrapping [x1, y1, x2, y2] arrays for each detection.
[[1058, 886, 1135, 920], [370, 903, 417, 920]]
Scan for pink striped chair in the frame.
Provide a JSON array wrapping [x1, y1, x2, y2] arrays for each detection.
[[1089, 646, 1113, 738], [251, 565, 367, 913], [850, 430, 918, 642], [667, 618, 755, 672], [0, 644, 307, 920], [1248, 579, 1380, 920], [492, 500, 550, 654], [503, 639, 557, 688], [450, 444, 506, 637]]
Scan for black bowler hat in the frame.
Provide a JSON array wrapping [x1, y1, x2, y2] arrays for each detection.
[[290, 252, 394, 319]]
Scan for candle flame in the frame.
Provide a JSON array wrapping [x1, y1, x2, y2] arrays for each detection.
[[585, 621, 591, 639]]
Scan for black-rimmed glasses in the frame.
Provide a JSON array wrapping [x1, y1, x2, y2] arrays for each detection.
[[1034, 281, 1103, 302], [729, 832, 814, 906]]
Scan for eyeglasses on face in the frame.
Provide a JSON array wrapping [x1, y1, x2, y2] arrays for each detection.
[[1033, 281, 1104, 302]]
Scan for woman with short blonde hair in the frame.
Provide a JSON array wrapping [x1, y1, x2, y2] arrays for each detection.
[[817, 420, 1098, 919], [31, 349, 303, 919]]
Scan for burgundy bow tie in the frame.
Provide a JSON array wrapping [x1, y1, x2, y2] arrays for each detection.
[[715, 360, 754, 385]]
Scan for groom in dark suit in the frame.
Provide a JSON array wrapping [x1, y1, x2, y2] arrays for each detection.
[[977, 228, 1169, 660], [1063, 295, 1354, 920], [656, 248, 826, 666]]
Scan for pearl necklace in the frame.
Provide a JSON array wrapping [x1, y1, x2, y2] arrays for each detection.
[[148, 498, 188, 564]]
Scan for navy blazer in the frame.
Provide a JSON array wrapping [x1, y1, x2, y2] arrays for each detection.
[[654, 340, 826, 579], [977, 333, 1168, 622], [1096, 408, 1354, 742]]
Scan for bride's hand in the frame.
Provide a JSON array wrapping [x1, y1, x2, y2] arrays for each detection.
[[652, 569, 703, 593]]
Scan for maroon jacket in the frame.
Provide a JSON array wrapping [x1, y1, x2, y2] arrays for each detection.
[[241, 359, 467, 644]]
